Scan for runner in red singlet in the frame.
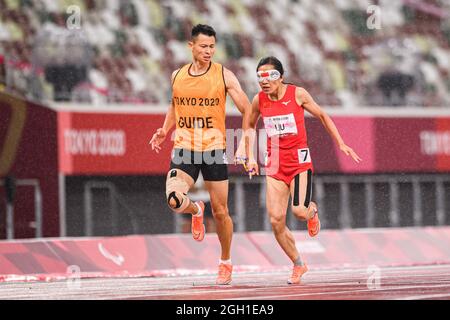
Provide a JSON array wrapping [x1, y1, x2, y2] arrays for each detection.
[[241, 56, 362, 284]]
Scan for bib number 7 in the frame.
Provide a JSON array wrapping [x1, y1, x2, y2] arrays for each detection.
[[298, 148, 311, 164]]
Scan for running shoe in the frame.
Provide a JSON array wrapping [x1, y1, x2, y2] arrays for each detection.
[[192, 201, 205, 241], [287, 264, 308, 285], [307, 203, 320, 237], [216, 263, 233, 285]]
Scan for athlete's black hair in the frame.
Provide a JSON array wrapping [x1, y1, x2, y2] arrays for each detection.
[[191, 24, 216, 40], [256, 56, 284, 76]]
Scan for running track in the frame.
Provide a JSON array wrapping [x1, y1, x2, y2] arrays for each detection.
[[1, 264, 449, 300]]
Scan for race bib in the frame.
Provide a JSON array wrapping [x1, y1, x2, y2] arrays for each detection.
[[298, 148, 311, 164], [263, 113, 298, 137]]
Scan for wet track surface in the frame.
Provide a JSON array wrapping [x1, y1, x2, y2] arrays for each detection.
[[1, 264, 449, 300]]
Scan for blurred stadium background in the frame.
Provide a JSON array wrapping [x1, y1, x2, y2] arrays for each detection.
[[0, 0, 450, 241]]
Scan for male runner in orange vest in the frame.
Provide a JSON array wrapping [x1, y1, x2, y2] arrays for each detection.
[[150, 24, 252, 285]]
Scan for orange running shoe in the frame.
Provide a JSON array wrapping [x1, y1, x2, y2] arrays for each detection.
[[216, 263, 233, 285], [287, 264, 308, 285], [307, 203, 320, 237], [191, 201, 205, 242]]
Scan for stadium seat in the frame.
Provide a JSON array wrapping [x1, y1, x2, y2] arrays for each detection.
[[0, 0, 448, 107]]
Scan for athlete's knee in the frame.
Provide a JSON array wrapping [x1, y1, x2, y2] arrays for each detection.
[[292, 202, 317, 221], [211, 204, 229, 221], [292, 205, 308, 221], [269, 214, 285, 233], [166, 190, 190, 213], [166, 170, 190, 213]]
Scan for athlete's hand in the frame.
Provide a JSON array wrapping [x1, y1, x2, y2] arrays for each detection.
[[234, 140, 247, 165], [246, 157, 259, 180], [340, 144, 362, 163], [234, 137, 259, 178], [235, 155, 259, 179], [149, 128, 166, 153]]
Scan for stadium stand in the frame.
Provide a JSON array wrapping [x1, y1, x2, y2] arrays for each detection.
[[0, 0, 449, 107]]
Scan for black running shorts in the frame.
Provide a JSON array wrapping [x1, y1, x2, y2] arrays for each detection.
[[169, 148, 228, 182]]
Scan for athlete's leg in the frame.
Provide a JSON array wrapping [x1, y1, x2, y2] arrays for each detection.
[[204, 180, 232, 260], [266, 176, 299, 263], [289, 169, 320, 237], [289, 169, 316, 221], [276, 172, 313, 284], [201, 150, 233, 284], [165, 169, 199, 215], [204, 180, 234, 285], [166, 168, 206, 241]]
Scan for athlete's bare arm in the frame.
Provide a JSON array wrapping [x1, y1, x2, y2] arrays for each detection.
[[296, 87, 362, 163], [248, 94, 261, 130], [223, 67, 257, 172], [243, 94, 262, 177], [149, 69, 179, 153], [223, 67, 251, 116]]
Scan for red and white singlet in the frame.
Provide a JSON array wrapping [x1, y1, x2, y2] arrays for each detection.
[[258, 84, 313, 185]]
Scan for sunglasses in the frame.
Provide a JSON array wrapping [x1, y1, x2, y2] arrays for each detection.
[[257, 69, 281, 82]]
